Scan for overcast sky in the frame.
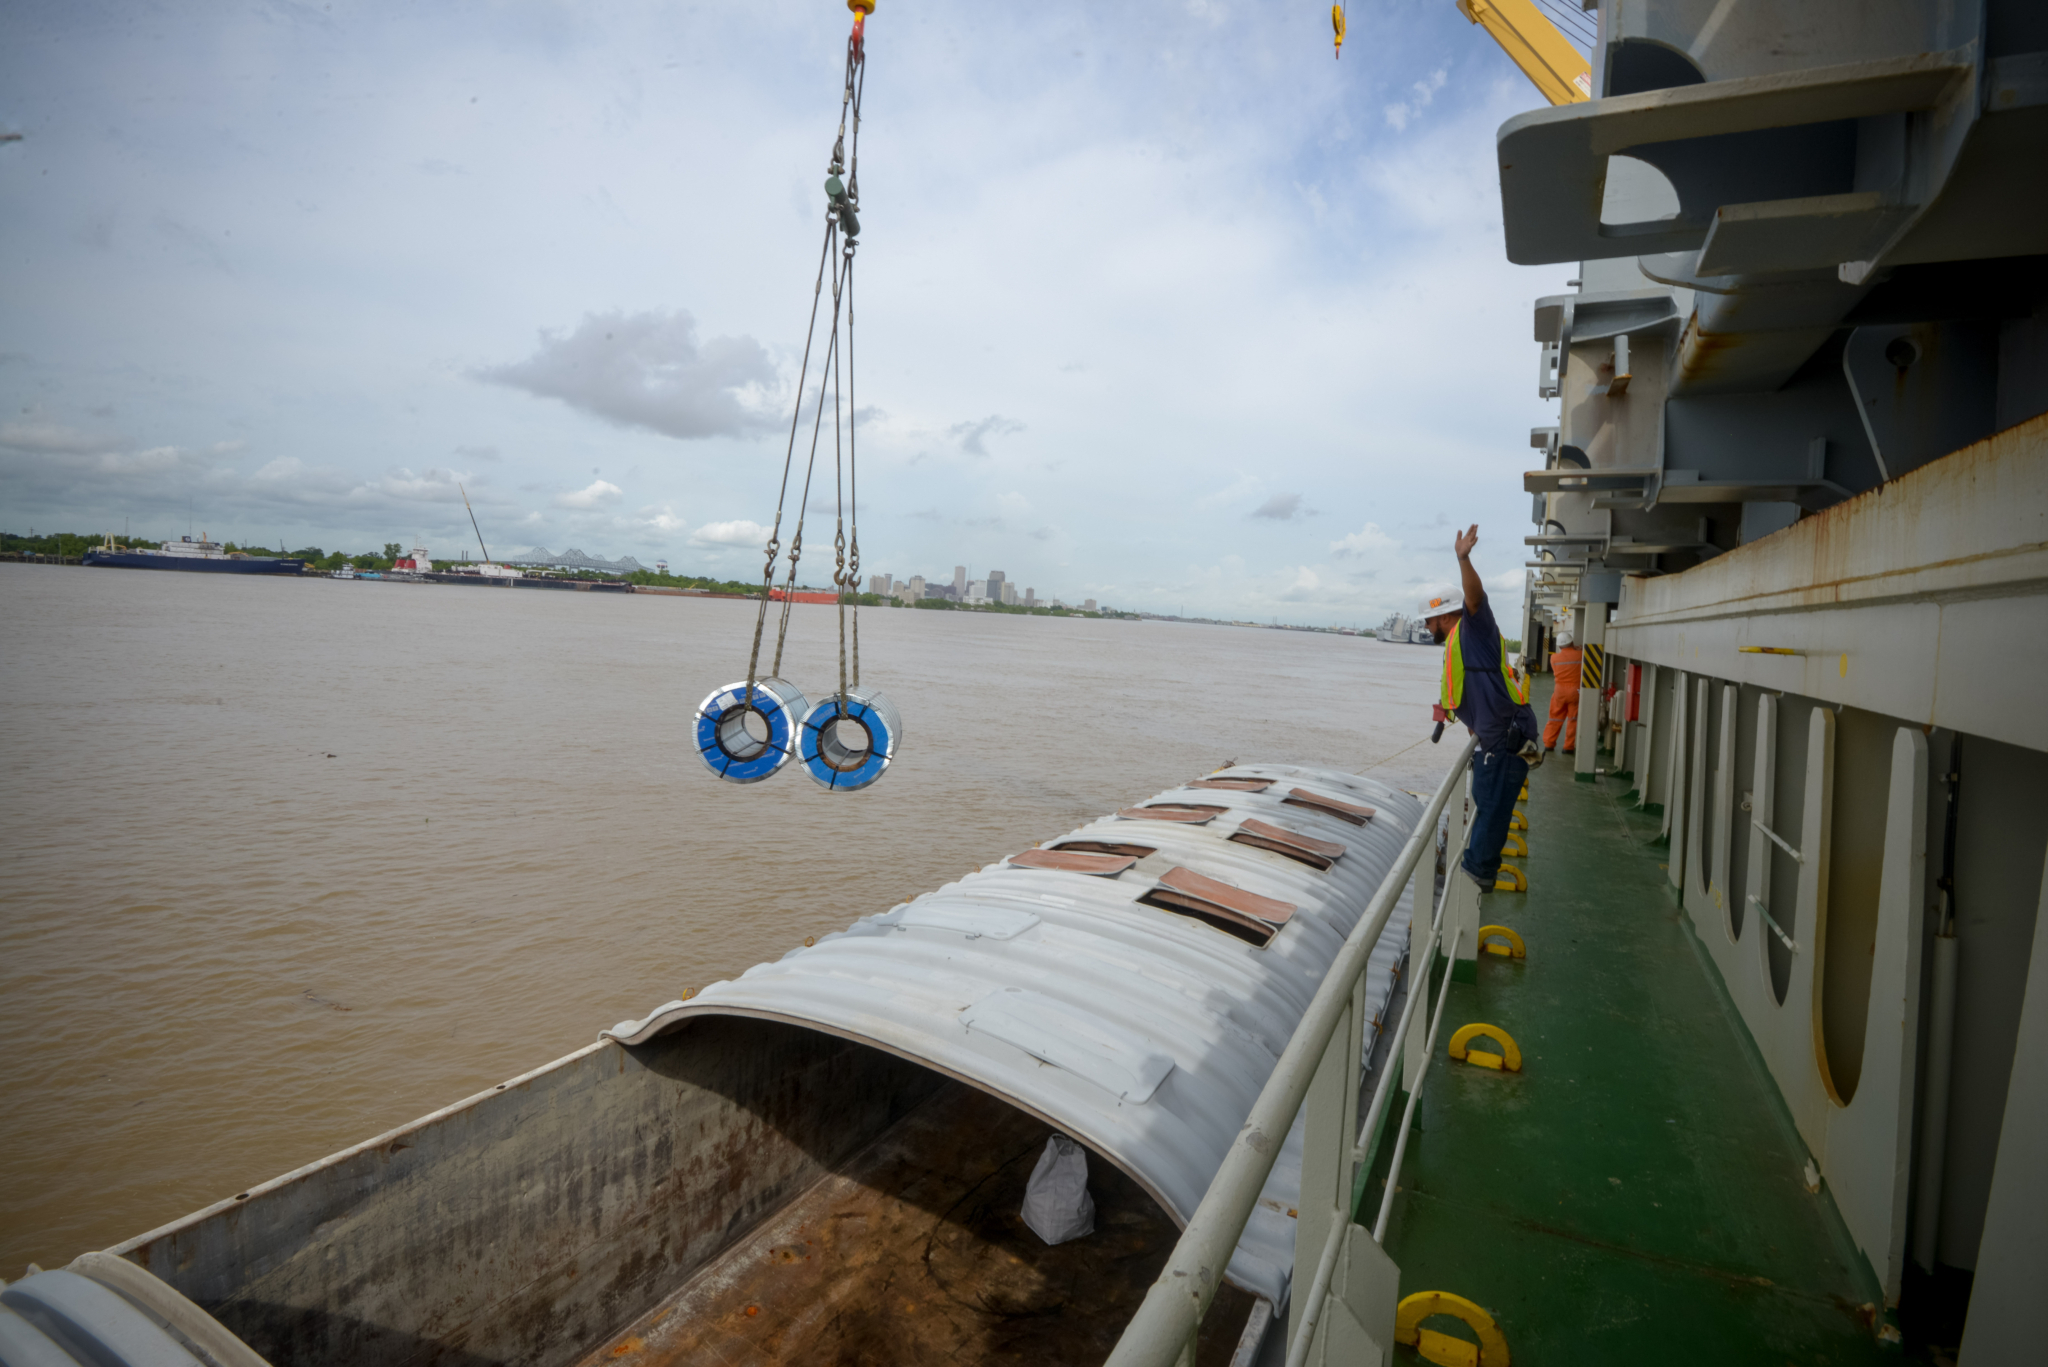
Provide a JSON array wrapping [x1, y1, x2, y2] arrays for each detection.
[[0, 0, 1575, 626]]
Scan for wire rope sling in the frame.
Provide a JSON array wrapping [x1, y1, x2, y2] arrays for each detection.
[[694, 0, 901, 792]]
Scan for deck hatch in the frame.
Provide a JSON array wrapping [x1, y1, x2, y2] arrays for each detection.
[[960, 987, 1176, 1103], [896, 903, 1042, 940], [1139, 867, 1298, 947], [1281, 787, 1376, 825], [1188, 777, 1275, 792], [1117, 804, 1226, 824], [1006, 849, 1138, 876], [1052, 840, 1160, 859], [1229, 817, 1346, 870]]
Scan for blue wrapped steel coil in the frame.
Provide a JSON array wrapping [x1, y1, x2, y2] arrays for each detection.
[[694, 677, 810, 783], [797, 687, 902, 791]]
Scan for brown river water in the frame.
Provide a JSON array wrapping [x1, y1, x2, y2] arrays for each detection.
[[0, 562, 1448, 1276]]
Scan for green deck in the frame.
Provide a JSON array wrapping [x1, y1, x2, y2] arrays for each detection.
[[1368, 684, 1893, 1365]]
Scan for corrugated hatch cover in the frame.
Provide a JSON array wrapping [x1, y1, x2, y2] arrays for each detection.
[[606, 764, 1424, 1303]]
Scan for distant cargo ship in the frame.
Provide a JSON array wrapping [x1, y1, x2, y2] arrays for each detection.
[[423, 558, 633, 592], [83, 535, 305, 575]]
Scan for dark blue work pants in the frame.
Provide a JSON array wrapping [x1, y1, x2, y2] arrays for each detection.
[[1461, 747, 1530, 887]]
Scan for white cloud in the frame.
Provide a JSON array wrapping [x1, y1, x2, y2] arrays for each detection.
[[947, 415, 1025, 457], [1251, 492, 1304, 520], [1195, 475, 1264, 511], [691, 519, 773, 547], [479, 310, 780, 441], [553, 478, 622, 509], [1330, 522, 1398, 558], [1384, 67, 1448, 131], [627, 505, 686, 535], [0, 421, 121, 455]]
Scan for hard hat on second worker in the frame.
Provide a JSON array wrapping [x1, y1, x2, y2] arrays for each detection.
[[1556, 629, 1574, 647], [1418, 590, 1464, 620]]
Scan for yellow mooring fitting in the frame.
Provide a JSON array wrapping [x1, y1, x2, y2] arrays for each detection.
[[1508, 809, 1528, 831], [1494, 863, 1528, 892], [1477, 924, 1526, 958], [1502, 832, 1527, 857], [1395, 1290, 1512, 1367], [1449, 1022, 1523, 1072], [1519, 784, 1529, 800]]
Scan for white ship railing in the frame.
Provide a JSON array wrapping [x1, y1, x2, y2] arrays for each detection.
[[1106, 736, 1478, 1367]]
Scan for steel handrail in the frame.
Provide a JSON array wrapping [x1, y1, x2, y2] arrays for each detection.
[[1104, 737, 1477, 1367], [1289, 911, 1467, 1367], [1370, 924, 1464, 1243], [1287, 818, 1472, 1367], [1355, 809, 1472, 1161]]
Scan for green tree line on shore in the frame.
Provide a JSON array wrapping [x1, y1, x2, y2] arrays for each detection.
[[6, 532, 1133, 620]]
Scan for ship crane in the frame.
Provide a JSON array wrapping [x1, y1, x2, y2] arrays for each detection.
[[1336, 0, 1591, 104]]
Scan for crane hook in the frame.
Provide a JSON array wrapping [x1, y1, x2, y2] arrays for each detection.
[[850, 0, 874, 59], [1332, 4, 1345, 59]]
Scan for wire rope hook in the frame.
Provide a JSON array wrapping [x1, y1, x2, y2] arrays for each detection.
[[701, 0, 898, 791], [794, 0, 902, 794]]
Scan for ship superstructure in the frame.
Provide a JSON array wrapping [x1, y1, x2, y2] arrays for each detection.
[[1498, 0, 2047, 1358]]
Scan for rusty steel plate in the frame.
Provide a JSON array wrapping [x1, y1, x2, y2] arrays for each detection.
[[1139, 865, 1299, 949], [1006, 849, 1139, 877], [1281, 787, 1377, 825], [1052, 839, 1160, 860], [1117, 804, 1226, 824], [1187, 777, 1275, 792], [1229, 817, 1346, 870]]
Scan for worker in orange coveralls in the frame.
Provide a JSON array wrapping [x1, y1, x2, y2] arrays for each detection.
[[1544, 629, 1582, 753]]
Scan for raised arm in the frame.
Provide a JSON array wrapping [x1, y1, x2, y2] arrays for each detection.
[[1455, 524, 1487, 611]]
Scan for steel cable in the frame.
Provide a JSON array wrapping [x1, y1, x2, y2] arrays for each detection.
[[746, 27, 865, 702]]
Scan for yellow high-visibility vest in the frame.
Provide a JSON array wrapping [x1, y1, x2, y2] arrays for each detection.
[[1439, 618, 1530, 721]]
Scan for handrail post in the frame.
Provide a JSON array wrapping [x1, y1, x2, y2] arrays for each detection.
[[1104, 739, 1476, 1367]]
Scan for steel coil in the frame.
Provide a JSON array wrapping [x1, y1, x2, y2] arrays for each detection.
[[797, 686, 902, 791], [694, 677, 810, 783]]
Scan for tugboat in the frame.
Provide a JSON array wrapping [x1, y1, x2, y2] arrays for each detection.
[[83, 534, 305, 576]]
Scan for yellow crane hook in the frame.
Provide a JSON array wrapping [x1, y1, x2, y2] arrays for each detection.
[[1332, 4, 1346, 59]]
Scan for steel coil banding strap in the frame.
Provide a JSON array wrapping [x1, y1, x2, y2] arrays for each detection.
[[798, 687, 901, 790], [695, 678, 810, 783]]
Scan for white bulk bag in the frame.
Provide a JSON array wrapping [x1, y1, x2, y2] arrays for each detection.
[[1021, 1134, 1096, 1245]]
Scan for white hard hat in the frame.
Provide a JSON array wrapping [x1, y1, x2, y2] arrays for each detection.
[[1417, 590, 1464, 619], [1556, 629, 1574, 646]]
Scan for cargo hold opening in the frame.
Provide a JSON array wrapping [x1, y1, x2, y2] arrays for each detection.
[[581, 1016, 1259, 1366]]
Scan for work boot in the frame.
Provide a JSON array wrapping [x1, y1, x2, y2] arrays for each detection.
[[1463, 865, 1493, 894]]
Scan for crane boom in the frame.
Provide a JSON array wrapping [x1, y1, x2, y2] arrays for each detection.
[[1456, 0, 1591, 105]]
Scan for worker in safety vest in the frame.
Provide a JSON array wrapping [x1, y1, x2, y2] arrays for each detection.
[[1544, 629, 1582, 753], [1423, 525, 1543, 895]]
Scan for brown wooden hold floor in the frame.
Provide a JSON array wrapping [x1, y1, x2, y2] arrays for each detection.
[[580, 1080, 1256, 1367]]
